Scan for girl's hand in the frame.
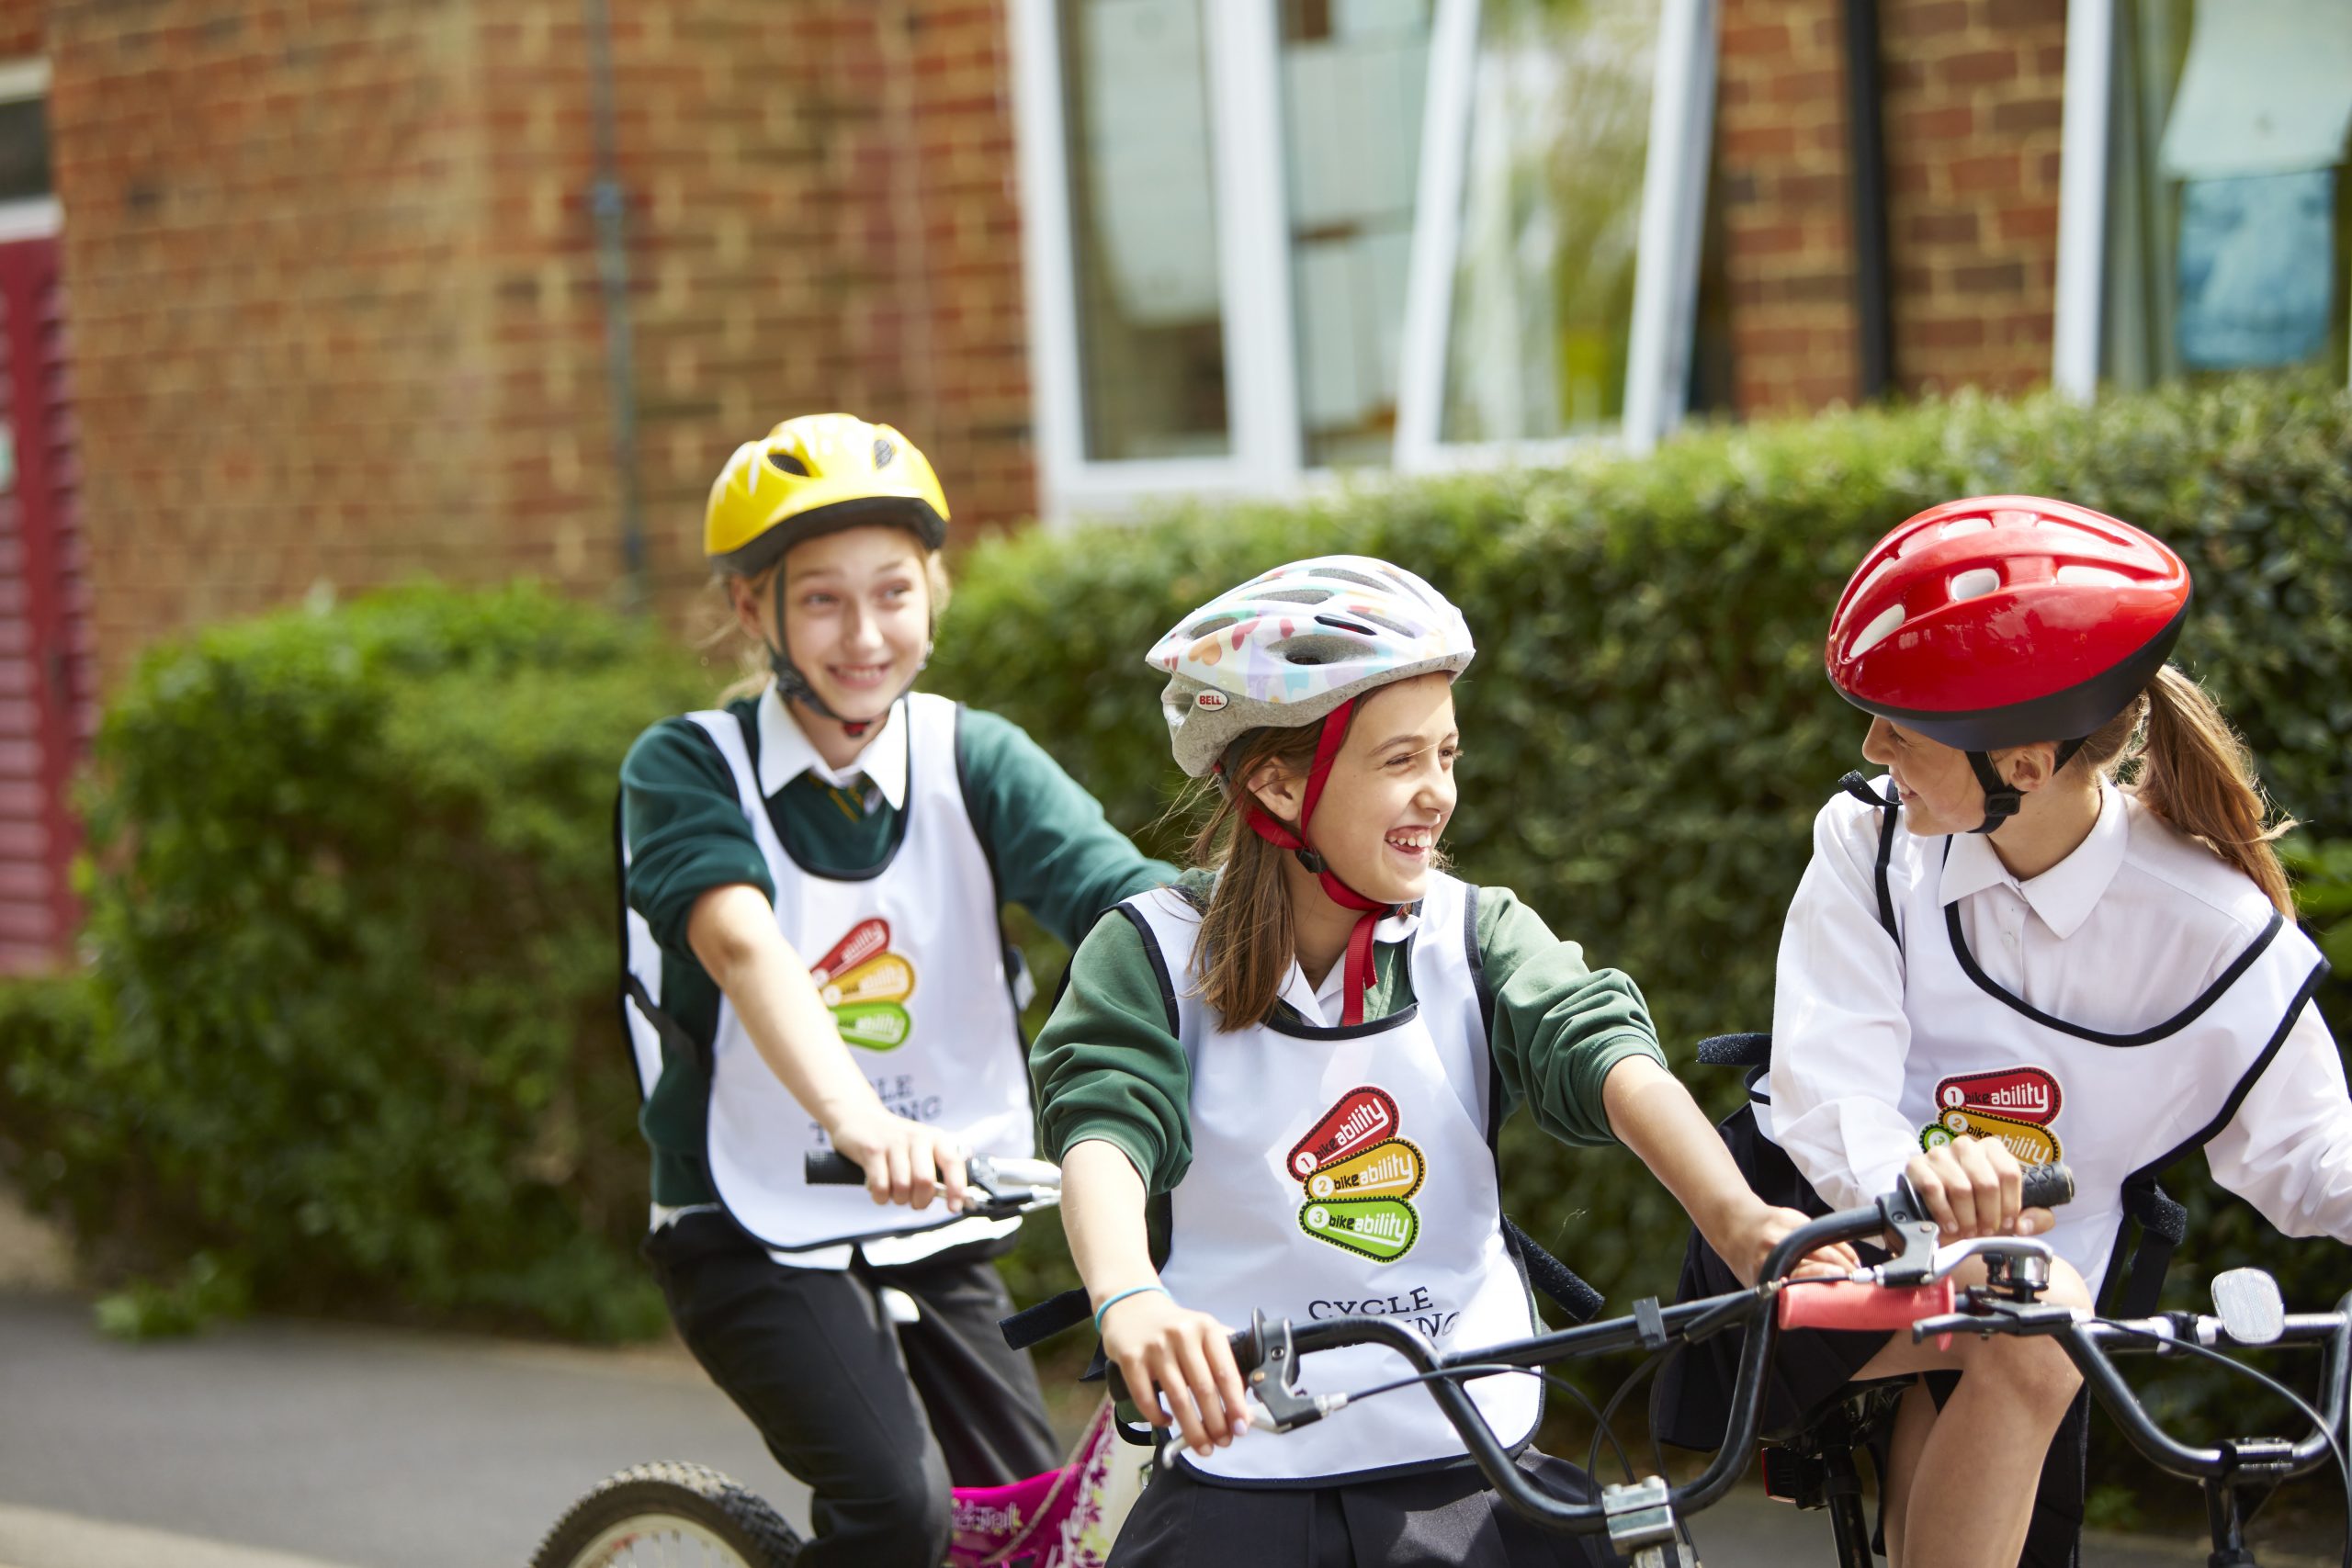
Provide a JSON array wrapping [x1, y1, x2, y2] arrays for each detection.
[[1720, 1201, 1860, 1287], [1904, 1134, 2052, 1241], [826, 1111, 967, 1213], [1099, 1289, 1250, 1459]]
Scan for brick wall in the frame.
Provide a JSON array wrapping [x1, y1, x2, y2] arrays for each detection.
[[1880, 0, 2067, 397], [585, 1, 1035, 614], [42, 0, 2078, 684], [1708, 0, 2068, 415], [0, 0, 38, 60], [1713, 0, 1860, 415], [49, 0, 517, 688]]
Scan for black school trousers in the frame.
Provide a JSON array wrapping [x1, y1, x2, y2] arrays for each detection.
[[1108, 1450, 1618, 1568], [643, 1208, 1060, 1568]]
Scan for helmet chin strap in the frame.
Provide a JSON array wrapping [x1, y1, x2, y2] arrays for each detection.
[[1236, 698, 1394, 1028], [1963, 738, 2088, 835], [764, 569, 931, 741]]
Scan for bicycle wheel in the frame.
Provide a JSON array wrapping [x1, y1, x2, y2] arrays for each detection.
[[532, 1461, 804, 1568]]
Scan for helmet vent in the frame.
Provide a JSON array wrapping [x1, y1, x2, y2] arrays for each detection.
[[1939, 515, 1991, 540], [1180, 612, 1248, 639], [1847, 604, 1905, 660], [765, 449, 811, 477], [1949, 567, 2001, 603], [1257, 588, 1334, 606], [1336, 606, 1416, 637], [1313, 567, 1394, 592], [873, 437, 897, 468], [1272, 634, 1364, 667], [2055, 564, 2132, 588], [1313, 615, 1379, 637]]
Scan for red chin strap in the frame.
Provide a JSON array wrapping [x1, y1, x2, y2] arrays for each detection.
[[1238, 697, 1393, 1026]]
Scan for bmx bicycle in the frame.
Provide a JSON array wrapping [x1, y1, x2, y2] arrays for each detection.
[[1141, 1161, 2349, 1568]]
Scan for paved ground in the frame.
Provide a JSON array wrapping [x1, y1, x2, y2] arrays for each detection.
[[0, 1288, 2324, 1566]]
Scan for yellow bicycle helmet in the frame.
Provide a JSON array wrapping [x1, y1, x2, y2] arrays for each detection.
[[704, 412, 949, 579]]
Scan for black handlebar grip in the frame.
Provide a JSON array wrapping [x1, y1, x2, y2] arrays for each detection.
[[805, 1149, 866, 1185], [2021, 1161, 2075, 1211]]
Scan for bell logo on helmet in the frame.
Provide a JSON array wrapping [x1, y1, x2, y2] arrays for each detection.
[[1193, 690, 1227, 710]]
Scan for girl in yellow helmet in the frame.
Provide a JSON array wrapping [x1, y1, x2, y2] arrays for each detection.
[[619, 413, 1172, 1566]]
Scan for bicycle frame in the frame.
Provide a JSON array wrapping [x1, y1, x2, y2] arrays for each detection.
[[1221, 1172, 2352, 1567]]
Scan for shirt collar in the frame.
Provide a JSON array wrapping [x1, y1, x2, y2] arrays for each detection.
[[1939, 780, 2127, 940], [755, 686, 910, 808], [1274, 904, 1424, 1027]]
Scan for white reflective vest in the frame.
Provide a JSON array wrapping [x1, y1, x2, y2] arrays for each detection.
[[1123, 873, 1542, 1486], [623, 693, 1035, 1264], [1757, 793, 2327, 1299]]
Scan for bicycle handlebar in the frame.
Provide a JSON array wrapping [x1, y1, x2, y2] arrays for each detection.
[[1171, 1167, 2089, 1536], [802, 1149, 1062, 1220]]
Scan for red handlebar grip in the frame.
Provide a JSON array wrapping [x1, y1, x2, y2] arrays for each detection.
[[1777, 1280, 1955, 1332]]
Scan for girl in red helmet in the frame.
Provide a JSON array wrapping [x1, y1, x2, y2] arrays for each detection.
[[1658, 497, 2352, 1568]]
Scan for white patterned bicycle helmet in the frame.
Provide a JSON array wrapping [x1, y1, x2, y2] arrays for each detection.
[[1148, 557, 1476, 778]]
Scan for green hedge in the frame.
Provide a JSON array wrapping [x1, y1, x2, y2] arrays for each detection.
[[1, 374, 2344, 1371], [936, 373, 2352, 1329], [0, 584, 710, 1337]]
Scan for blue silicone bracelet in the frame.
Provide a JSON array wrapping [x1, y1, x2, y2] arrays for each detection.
[[1092, 1283, 1171, 1335]]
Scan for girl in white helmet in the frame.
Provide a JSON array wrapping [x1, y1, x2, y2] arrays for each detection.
[[619, 414, 1173, 1567], [1032, 557, 1853, 1566]]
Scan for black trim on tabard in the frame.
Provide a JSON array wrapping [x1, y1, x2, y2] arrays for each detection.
[[1115, 899, 1182, 1038], [2097, 959, 2329, 1315], [745, 699, 912, 883], [1261, 911, 1427, 1040], [1464, 885, 1496, 1038], [949, 701, 1033, 1055], [1465, 884, 1506, 1152], [612, 791, 656, 1106], [1263, 1001, 1422, 1041], [1834, 772, 1904, 949], [1942, 903, 2288, 1045]]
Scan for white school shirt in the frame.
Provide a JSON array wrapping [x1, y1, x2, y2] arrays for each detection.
[[1761, 779, 2352, 1243]]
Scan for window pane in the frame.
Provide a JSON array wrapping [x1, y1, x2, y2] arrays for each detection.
[[2102, 1, 2352, 389], [1279, 0, 1433, 468], [0, 96, 51, 205], [1059, 0, 1232, 460], [1441, 0, 1659, 444]]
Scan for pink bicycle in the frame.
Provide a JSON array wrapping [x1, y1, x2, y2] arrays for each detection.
[[532, 1154, 1140, 1568]]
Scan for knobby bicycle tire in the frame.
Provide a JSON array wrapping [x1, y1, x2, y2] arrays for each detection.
[[532, 1461, 804, 1568]]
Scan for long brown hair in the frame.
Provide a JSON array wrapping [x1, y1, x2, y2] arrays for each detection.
[[2070, 664, 2296, 916], [1183, 720, 1340, 1032]]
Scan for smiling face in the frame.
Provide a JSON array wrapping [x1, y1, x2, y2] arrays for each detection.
[[1250, 672, 1460, 906], [1860, 716, 1987, 834], [730, 525, 933, 728]]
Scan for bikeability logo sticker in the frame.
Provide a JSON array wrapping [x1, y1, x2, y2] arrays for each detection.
[[812, 917, 916, 1051], [1291, 1086, 1425, 1263], [1918, 1066, 2063, 1165]]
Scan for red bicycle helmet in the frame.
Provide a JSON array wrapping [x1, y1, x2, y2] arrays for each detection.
[[1826, 496, 2190, 828]]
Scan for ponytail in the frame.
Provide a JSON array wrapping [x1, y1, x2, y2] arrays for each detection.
[[2075, 665, 2296, 917]]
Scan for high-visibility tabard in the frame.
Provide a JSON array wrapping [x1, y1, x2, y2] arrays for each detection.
[[634, 694, 1034, 1258], [1126, 874, 1541, 1486]]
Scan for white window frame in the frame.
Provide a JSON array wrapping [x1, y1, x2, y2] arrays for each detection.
[[0, 57, 56, 243], [1396, 0, 1716, 468], [1012, 0, 1713, 524], [2051, 0, 2114, 401], [2052, 0, 2352, 398]]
